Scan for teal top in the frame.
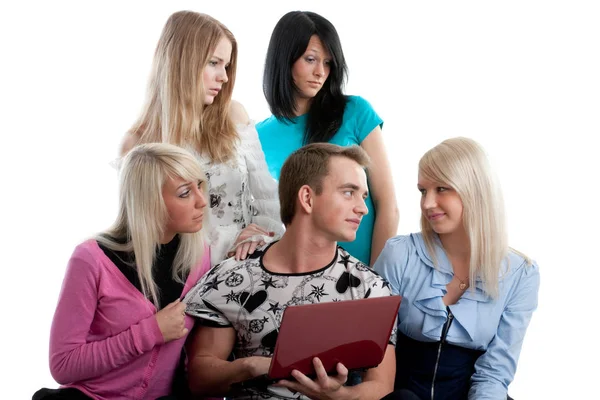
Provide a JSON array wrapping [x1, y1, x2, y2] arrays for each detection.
[[256, 95, 383, 264]]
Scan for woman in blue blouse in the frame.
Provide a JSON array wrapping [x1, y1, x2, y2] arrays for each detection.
[[257, 11, 399, 266], [374, 137, 539, 400]]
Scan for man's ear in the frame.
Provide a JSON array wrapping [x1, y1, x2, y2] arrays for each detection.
[[297, 184, 314, 215]]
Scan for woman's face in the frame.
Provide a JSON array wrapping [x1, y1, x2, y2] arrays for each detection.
[[162, 176, 207, 242], [202, 36, 232, 105], [417, 174, 465, 237], [291, 35, 331, 101]]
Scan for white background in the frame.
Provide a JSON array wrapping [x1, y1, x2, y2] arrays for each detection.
[[1, 1, 598, 398]]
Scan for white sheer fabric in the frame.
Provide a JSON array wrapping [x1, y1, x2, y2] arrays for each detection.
[[188, 122, 284, 266]]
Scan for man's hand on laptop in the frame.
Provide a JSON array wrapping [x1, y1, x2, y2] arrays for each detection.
[[274, 357, 350, 400]]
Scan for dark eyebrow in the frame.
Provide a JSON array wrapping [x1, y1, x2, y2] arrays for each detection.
[[338, 183, 360, 190]]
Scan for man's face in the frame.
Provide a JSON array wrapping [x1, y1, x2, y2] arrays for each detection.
[[311, 156, 369, 243]]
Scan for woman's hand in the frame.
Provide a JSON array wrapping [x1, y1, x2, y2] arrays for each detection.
[[229, 223, 275, 261], [155, 299, 188, 342]]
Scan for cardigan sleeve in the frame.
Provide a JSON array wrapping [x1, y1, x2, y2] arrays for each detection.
[[238, 122, 285, 237], [49, 242, 164, 384]]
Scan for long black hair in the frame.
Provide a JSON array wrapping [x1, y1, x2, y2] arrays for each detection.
[[263, 11, 348, 144]]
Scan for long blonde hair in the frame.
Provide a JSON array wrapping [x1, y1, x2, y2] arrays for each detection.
[[419, 137, 513, 298], [129, 11, 239, 163], [97, 143, 206, 308]]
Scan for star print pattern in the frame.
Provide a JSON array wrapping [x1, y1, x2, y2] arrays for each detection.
[[260, 276, 278, 289], [338, 254, 352, 268], [183, 243, 396, 400], [204, 277, 224, 291], [309, 283, 328, 302], [267, 301, 282, 313], [223, 290, 239, 304]]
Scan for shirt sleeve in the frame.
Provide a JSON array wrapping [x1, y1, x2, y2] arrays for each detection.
[[49, 243, 164, 384], [239, 122, 285, 237], [347, 96, 384, 144], [468, 262, 541, 400], [182, 262, 233, 328], [373, 236, 412, 296]]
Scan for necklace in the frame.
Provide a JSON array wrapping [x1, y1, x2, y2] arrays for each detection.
[[456, 275, 469, 290]]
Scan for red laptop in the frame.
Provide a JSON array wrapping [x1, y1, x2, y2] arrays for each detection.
[[268, 295, 401, 380]]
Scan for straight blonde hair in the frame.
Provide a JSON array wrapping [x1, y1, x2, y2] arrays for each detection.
[[97, 143, 206, 308], [419, 137, 524, 298], [129, 11, 239, 163]]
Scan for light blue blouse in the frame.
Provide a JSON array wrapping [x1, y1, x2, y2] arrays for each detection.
[[373, 233, 540, 399]]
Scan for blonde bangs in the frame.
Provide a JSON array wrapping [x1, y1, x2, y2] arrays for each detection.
[[418, 137, 508, 298], [98, 143, 206, 308]]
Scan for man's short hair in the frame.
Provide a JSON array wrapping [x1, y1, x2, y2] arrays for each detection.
[[278, 143, 370, 226]]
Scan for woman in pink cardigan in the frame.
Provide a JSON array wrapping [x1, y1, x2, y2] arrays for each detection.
[[33, 143, 212, 400]]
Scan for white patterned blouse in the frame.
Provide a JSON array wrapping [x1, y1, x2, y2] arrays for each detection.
[[188, 122, 284, 266]]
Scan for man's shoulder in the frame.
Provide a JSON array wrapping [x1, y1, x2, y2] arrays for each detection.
[[336, 247, 376, 274], [335, 247, 392, 295], [189, 251, 265, 294], [209, 252, 264, 278], [183, 252, 266, 324]]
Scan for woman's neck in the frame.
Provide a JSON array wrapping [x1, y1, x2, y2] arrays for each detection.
[[439, 230, 470, 273], [294, 96, 312, 116], [160, 232, 178, 245]]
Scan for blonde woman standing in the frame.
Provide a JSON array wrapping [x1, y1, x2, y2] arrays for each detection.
[[34, 143, 211, 400], [122, 11, 283, 267], [375, 138, 540, 400]]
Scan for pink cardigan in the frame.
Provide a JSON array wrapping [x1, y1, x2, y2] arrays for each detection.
[[49, 239, 211, 400]]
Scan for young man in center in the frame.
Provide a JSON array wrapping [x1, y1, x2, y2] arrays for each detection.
[[184, 143, 396, 399]]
